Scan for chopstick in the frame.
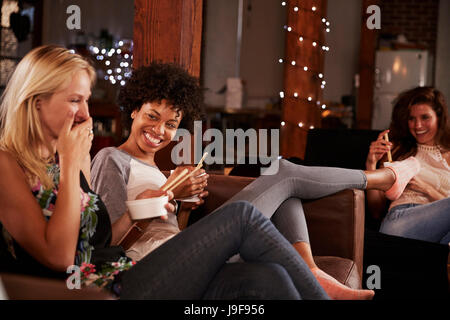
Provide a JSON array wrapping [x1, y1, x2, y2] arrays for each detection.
[[167, 167, 202, 192], [384, 132, 393, 162], [196, 152, 208, 170], [160, 168, 189, 191], [164, 152, 209, 192]]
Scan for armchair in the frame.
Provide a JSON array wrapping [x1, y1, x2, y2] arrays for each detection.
[[185, 174, 365, 289]]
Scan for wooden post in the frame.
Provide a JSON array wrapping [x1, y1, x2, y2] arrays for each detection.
[[280, 0, 327, 160], [133, 0, 203, 77], [133, 0, 203, 170], [356, 0, 380, 129]]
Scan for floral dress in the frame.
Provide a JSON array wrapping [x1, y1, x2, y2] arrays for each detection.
[[0, 163, 135, 295]]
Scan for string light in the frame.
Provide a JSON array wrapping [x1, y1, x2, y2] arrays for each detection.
[[278, 1, 331, 130], [278, 59, 326, 83], [88, 39, 133, 86]]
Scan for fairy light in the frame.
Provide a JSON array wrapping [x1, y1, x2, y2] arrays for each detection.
[[279, 2, 331, 130]]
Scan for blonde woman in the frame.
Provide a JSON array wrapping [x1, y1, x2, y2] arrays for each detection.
[[0, 45, 340, 299]]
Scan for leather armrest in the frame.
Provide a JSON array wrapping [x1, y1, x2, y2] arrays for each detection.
[[303, 189, 365, 279]]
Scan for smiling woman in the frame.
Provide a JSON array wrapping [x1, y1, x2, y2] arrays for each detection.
[[90, 62, 209, 260], [366, 86, 450, 244], [120, 100, 182, 166]]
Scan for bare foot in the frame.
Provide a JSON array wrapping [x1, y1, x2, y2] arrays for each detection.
[[311, 268, 375, 300]]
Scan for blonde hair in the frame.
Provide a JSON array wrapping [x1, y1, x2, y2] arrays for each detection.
[[0, 45, 96, 189]]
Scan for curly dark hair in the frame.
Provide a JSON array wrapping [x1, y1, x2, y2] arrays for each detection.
[[118, 62, 204, 132], [389, 86, 450, 160]]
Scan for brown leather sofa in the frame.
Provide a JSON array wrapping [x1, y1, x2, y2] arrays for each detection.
[[1, 173, 365, 299], [186, 174, 366, 290]]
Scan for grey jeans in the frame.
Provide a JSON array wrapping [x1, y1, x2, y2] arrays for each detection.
[[221, 159, 367, 244]]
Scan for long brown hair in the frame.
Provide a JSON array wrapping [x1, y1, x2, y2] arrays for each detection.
[[388, 86, 450, 160]]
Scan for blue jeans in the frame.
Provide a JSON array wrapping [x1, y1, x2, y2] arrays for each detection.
[[119, 201, 329, 300], [380, 197, 450, 244]]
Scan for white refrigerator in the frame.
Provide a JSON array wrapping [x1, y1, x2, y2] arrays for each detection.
[[371, 50, 430, 130]]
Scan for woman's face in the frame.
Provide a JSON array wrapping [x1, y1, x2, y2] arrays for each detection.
[[408, 103, 439, 146], [37, 69, 91, 142], [129, 99, 182, 156]]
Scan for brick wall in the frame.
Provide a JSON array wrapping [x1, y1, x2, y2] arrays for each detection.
[[380, 0, 440, 53]]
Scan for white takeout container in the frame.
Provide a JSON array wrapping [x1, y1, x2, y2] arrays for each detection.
[[126, 195, 168, 220]]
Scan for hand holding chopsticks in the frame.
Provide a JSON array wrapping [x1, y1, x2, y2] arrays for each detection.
[[160, 152, 208, 193]]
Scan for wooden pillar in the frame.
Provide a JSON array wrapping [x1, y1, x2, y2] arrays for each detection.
[[133, 0, 203, 77], [280, 0, 327, 160], [356, 0, 380, 129], [133, 0, 203, 170]]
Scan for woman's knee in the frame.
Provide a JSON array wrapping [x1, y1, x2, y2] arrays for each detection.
[[218, 200, 266, 224]]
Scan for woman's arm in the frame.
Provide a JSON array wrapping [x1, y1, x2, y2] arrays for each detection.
[[0, 115, 92, 271], [81, 153, 91, 188], [110, 210, 133, 245], [408, 177, 447, 202], [110, 190, 176, 245], [365, 130, 391, 219], [0, 152, 80, 271]]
